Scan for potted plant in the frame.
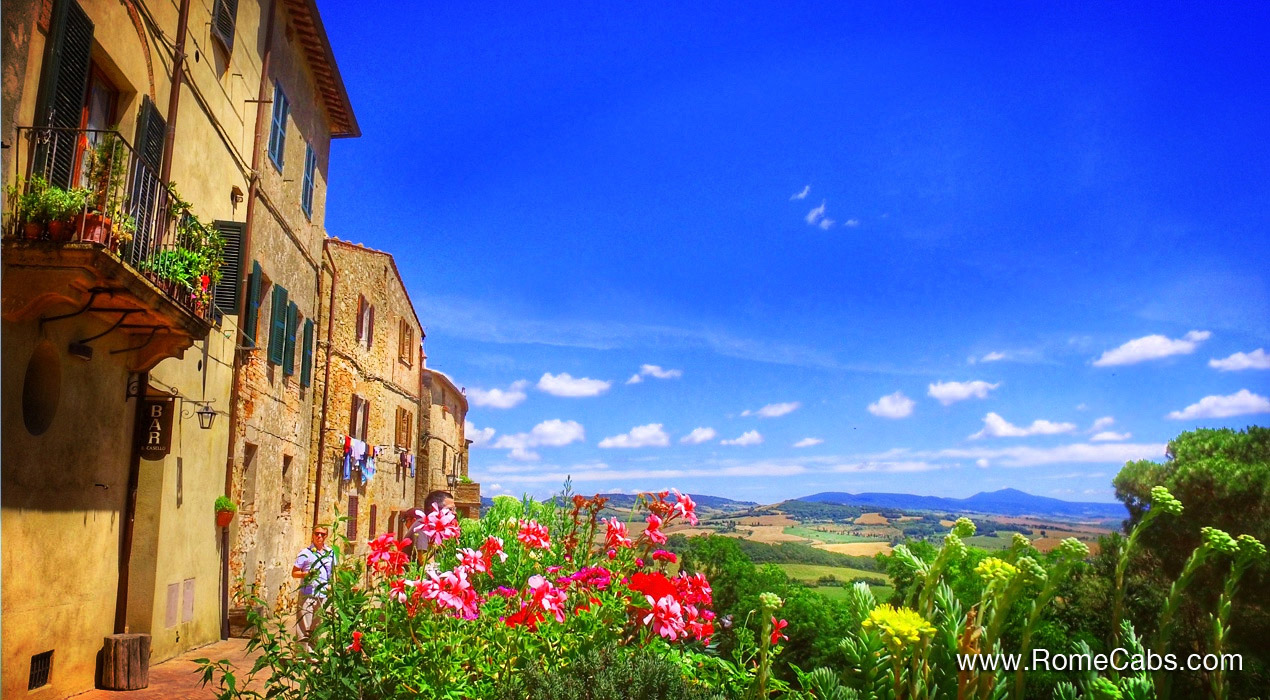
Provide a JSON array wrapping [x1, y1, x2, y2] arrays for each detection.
[[45, 186, 90, 242], [112, 211, 136, 254], [214, 495, 237, 528], [9, 176, 50, 239], [79, 133, 128, 244]]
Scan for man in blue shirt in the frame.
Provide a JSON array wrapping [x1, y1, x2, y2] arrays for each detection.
[[291, 526, 335, 644]]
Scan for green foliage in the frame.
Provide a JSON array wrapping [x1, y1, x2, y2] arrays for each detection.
[[501, 644, 716, 700], [214, 495, 237, 513]]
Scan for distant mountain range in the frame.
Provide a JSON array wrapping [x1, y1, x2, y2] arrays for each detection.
[[481, 493, 758, 511], [799, 488, 1126, 519]]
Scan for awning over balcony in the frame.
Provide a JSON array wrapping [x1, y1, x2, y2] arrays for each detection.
[[2, 241, 212, 371]]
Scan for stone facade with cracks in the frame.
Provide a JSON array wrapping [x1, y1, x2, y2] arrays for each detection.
[[309, 238, 426, 547]]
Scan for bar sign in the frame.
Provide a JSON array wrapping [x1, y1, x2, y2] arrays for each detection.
[[137, 397, 175, 460]]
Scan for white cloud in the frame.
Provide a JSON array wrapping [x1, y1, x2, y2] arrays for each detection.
[[465, 420, 496, 447], [484, 460, 807, 485], [537, 372, 612, 397], [905, 441, 1167, 468], [868, 391, 915, 419], [743, 402, 800, 418], [598, 423, 670, 449], [844, 219, 860, 227], [721, 430, 763, 446], [1092, 330, 1211, 367], [793, 437, 823, 448], [928, 380, 1000, 405], [790, 185, 810, 201], [818, 218, 834, 230], [467, 380, 529, 409], [1090, 416, 1116, 431], [1209, 348, 1270, 371], [680, 427, 717, 445], [1166, 389, 1270, 420], [627, 364, 682, 384], [831, 461, 941, 473], [981, 351, 1007, 362], [976, 458, 990, 468], [493, 419, 586, 460], [970, 412, 1077, 439], [805, 201, 827, 225], [1091, 431, 1132, 442]]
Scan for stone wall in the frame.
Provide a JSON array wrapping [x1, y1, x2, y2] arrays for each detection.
[[311, 239, 425, 546]]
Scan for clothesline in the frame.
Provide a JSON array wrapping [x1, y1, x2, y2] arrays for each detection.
[[341, 435, 416, 484]]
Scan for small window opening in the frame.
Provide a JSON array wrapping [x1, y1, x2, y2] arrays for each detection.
[[29, 650, 53, 690]]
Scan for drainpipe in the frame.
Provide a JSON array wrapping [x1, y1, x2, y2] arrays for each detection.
[[114, 372, 150, 634], [221, 0, 278, 637], [312, 241, 337, 530], [158, 0, 192, 184]]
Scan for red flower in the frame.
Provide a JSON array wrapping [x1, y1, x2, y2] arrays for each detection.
[[503, 603, 545, 630], [651, 549, 677, 564], [673, 572, 713, 606], [481, 536, 509, 563], [627, 571, 676, 601], [770, 617, 789, 645], [366, 533, 411, 576], [348, 630, 363, 653], [604, 517, 633, 549]]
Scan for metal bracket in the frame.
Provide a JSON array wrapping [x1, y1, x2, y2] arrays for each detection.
[[110, 325, 167, 356], [76, 309, 140, 345], [38, 287, 115, 329]]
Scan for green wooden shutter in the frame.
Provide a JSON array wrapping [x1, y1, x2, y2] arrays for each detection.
[[268, 284, 288, 365], [242, 261, 261, 347], [33, 0, 94, 188], [211, 221, 245, 313], [283, 301, 298, 375], [300, 318, 314, 387]]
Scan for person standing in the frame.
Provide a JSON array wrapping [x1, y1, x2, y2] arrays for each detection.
[[291, 526, 335, 644]]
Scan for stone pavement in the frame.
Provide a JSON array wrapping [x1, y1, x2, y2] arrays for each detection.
[[72, 638, 263, 700]]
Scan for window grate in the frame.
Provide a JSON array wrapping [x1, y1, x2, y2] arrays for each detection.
[[29, 650, 53, 690]]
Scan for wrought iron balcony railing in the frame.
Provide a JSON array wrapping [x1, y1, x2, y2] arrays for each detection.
[[5, 126, 224, 320]]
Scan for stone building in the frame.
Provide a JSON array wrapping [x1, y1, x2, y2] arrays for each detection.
[[1, 0, 355, 696], [422, 368, 480, 517], [219, 0, 358, 622], [309, 238, 426, 546]]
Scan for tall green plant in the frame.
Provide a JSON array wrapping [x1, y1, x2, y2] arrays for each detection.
[[1209, 534, 1265, 700], [1111, 486, 1182, 648]]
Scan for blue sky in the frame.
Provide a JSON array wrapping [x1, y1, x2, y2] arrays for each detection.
[[321, 2, 1270, 503]]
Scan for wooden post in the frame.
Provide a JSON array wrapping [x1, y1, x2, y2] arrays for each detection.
[[101, 633, 150, 690]]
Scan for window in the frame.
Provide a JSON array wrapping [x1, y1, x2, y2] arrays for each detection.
[[267, 81, 289, 170], [300, 318, 315, 387], [369, 504, 378, 537], [398, 319, 414, 366], [346, 496, 358, 542], [355, 295, 374, 349], [242, 261, 263, 347], [283, 303, 299, 376], [301, 142, 316, 218], [395, 407, 413, 449], [349, 395, 370, 441], [267, 284, 288, 365], [211, 0, 239, 53]]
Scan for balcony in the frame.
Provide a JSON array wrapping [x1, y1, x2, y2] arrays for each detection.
[[453, 481, 482, 519], [2, 127, 224, 369]]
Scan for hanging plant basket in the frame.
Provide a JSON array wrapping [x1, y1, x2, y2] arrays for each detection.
[[215, 509, 235, 528]]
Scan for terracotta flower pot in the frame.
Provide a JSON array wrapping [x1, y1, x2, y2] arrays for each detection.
[[76, 213, 112, 245], [216, 509, 235, 528], [47, 220, 73, 242], [23, 221, 45, 240]]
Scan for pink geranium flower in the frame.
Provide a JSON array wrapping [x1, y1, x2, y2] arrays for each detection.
[[651, 549, 677, 564], [528, 574, 569, 623], [366, 533, 411, 576], [410, 505, 460, 547], [644, 513, 667, 545], [604, 517, 633, 549], [425, 568, 480, 620], [517, 519, 551, 550], [643, 594, 686, 641], [672, 489, 699, 526], [457, 547, 488, 575]]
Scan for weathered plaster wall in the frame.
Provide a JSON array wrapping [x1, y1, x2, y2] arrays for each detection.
[[1, 314, 132, 699]]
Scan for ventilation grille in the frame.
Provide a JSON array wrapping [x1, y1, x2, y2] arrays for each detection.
[[29, 650, 53, 690]]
